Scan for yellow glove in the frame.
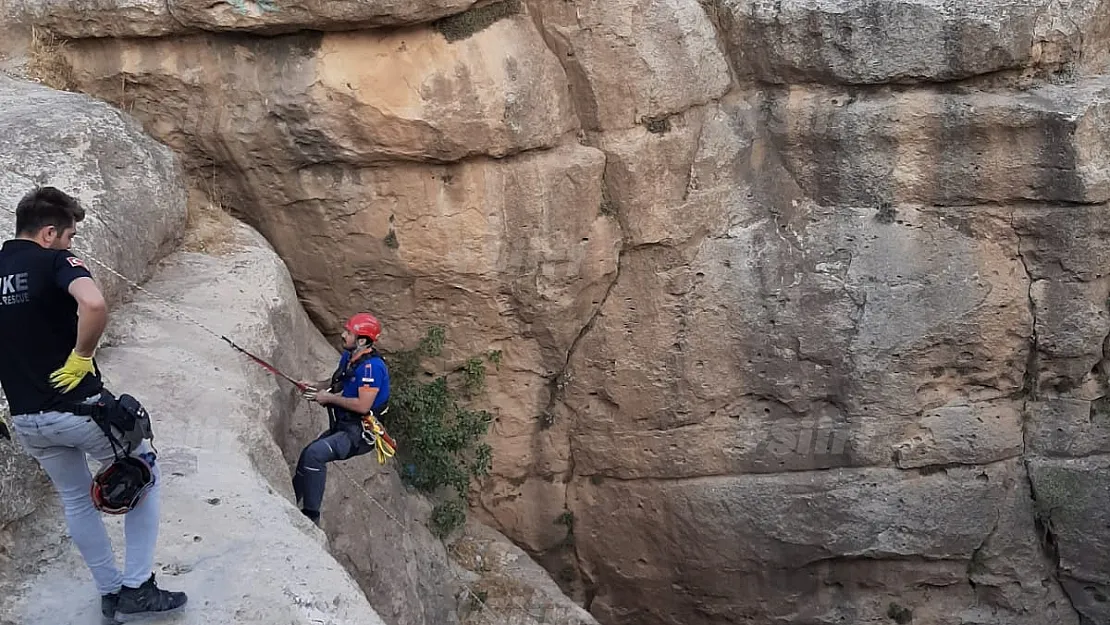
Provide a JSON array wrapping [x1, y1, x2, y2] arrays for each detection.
[[49, 351, 95, 392]]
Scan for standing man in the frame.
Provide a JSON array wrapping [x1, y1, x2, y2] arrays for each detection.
[[294, 312, 392, 526], [0, 187, 187, 621]]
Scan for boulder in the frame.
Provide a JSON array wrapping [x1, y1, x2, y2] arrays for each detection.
[[0, 74, 186, 305], [527, 0, 732, 131], [1, 0, 482, 38], [573, 460, 1073, 625], [447, 520, 598, 625], [710, 0, 1110, 84], [0, 74, 186, 531]]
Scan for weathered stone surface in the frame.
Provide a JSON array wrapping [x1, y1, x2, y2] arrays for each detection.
[[230, 144, 620, 560], [1027, 398, 1110, 457], [1, 0, 481, 38], [765, 78, 1110, 206], [170, 0, 479, 34], [1013, 206, 1110, 393], [962, 465, 1077, 625], [711, 0, 1110, 84], [573, 460, 1070, 625], [565, 203, 1029, 477], [593, 95, 753, 247], [0, 75, 186, 530], [1, 0, 179, 38], [1027, 456, 1110, 625], [241, 144, 619, 364], [63, 15, 576, 165], [528, 0, 732, 131], [448, 520, 599, 625], [21, 0, 1110, 622]]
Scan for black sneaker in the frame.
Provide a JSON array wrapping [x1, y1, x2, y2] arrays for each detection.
[[100, 591, 118, 621], [114, 574, 187, 621]]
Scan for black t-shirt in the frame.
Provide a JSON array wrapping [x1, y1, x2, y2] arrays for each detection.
[[0, 239, 104, 415]]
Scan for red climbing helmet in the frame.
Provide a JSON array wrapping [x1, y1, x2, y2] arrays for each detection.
[[345, 312, 382, 342], [90, 455, 155, 515]]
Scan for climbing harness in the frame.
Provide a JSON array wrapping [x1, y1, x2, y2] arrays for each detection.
[[65, 390, 156, 457], [322, 347, 398, 465], [362, 411, 396, 464]]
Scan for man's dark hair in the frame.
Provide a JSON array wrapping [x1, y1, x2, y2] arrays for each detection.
[[15, 186, 86, 237]]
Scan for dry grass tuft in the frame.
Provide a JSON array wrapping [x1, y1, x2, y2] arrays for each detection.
[[182, 175, 241, 256], [449, 532, 548, 624], [24, 26, 75, 91]]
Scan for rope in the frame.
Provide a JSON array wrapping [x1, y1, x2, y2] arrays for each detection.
[[0, 204, 556, 624]]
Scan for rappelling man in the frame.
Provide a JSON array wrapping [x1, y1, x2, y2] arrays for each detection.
[[293, 311, 394, 525]]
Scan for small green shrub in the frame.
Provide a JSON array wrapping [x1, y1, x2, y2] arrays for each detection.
[[430, 498, 467, 539], [385, 326, 497, 537], [886, 602, 912, 624]]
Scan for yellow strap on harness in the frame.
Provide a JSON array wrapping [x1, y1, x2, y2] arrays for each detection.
[[362, 413, 396, 465]]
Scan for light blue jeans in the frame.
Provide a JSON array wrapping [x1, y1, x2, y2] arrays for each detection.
[[11, 395, 162, 596]]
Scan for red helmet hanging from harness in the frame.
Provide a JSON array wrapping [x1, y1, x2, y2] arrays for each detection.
[[91, 455, 155, 515]]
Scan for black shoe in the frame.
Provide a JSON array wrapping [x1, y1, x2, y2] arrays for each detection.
[[101, 591, 118, 620], [114, 574, 187, 621]]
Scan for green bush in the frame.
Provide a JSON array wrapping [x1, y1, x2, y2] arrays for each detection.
[[429, 498, 467, 539], [384, 326, 497, 537]]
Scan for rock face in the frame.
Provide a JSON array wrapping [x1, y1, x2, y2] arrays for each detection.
[[713, 0, 1110, 84], [0, 74, 186, 534], [0, 0, 481, 37], [12, 0, 1110, 624]]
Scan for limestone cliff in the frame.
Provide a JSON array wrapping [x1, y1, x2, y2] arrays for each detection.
[[0, 73, 592, 625], [6, 1, 1110, 624]]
